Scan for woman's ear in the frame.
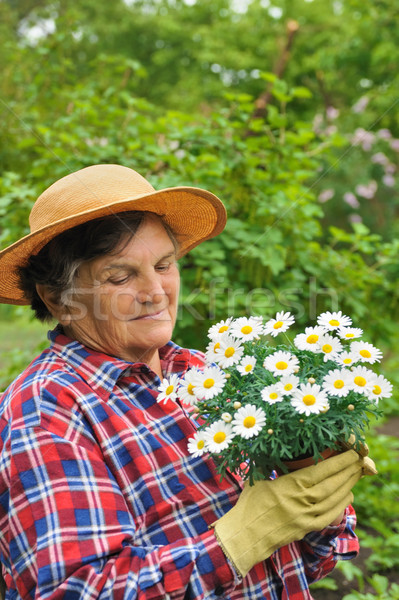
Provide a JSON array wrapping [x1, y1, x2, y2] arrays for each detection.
[[35, 284, 72, 326]]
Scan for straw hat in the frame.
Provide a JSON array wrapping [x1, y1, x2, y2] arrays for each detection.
[[0, 164, 227, 305]]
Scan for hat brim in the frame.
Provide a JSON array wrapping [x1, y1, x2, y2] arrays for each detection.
[[0, 186, 226, 305]]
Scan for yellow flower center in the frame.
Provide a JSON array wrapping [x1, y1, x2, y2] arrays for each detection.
[[360, 349, 372, 358], [214, 342, 221, 351], [219, 325, 229, 333], [241, 325, 253, 335], [334, 380, 344, 389], [224, 347, 235, 358], [306, 334, 319, 344], [187, 383, 195, 395], [275, 361, 288, 370], [284, 383, 293, 391], [303, 394, 316, 405], [373, 385, 381, 395], [245, 364, 253, 372], [273, 321, 284, 330], [329, 319, 340, 326], [354, 376, 367, 387], [343, 358, 352, 364], [203, 378, 215, 389], [213, 432, 227, 444], [322, 344, 333, 353], [243, 416, 256, 428], [346, 333, 354, 338], [197, 440, 205, 450], [165, 385, 174, 395], [269, 392, 278, 400]]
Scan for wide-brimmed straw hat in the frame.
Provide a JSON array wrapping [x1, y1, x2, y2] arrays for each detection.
[[0, 163, 227, 305]]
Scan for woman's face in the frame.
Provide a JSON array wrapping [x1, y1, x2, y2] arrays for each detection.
[[63, 216, 180, 366]]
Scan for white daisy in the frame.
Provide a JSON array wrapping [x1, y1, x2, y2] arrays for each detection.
[[350, 341, 383, 364], [317, 311, 352, 331], [204, 420, 233, 453], [195, 366, 226, 400], [236, 355, 257, 376], [318, 334, 343, 362], [187, 432, 207, 457], [277, 375, 300, 396], [323, 369, 352, 397], [337, 327, 363, 340], [334, 351, 357, 367], [263, 351, 300, 376], [178, 368, 202, 405], [157, 374, 180, 404], [205, 339, 222, 363], [208, 318, 233, 340], [365, 374, 393, 402], [214, 334, 244, 368], [232, 404, 266, 439], [294, 326, 326, 352], [263, 311, 295, 337], [348, 366, 377, 394], [261, 384, 285, 404], [230, 316, 263, 341], [291, 383, 330, 416]]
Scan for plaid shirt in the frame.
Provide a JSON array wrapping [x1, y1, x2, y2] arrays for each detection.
[[0, 327, 359, 600]]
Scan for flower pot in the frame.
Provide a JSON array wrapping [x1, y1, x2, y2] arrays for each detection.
[[281, 447, 339, 472]]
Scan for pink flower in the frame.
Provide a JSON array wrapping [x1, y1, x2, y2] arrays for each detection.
[[343, 192, 360, 209]]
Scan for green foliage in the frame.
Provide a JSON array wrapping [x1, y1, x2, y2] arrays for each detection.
[[342, 575, 399, 600]]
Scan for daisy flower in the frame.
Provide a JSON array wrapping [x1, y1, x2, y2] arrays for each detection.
[[237, 355, 257, 376], [350, 341, 383, 364], [178, 368, 202, 405], [214, 334, 244, 368], [317, 311, 352, 331], [230, 316, 263, 341], [291, 383, 330, 416], [263, 311, 295, 337], [347, 366, 377, 394], [263, 351, 300, 376], [195, 366, 226, 400], [322, 369, 352, 397], [337, 327, 363, 340], [318, 334, 343, 362], [157, 374, 180, 404], [334, 351, 357, 367], [204, 420, 233, 453], [365, 374, 393, 403], [261, 384, 285, 404], [208, 318, 233, 340], [232, 404, 266, 439], [277, 375, 299, 396], [187, 432, 207, 458], [294, 326, 326, 352], [205, 339, 222, 363]]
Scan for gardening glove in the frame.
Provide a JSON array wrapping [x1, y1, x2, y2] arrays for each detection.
[[213, 450, 364, 578], [341, 433, 377, 476]]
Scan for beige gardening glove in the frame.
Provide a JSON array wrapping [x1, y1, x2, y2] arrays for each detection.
[[214, 450, 365, 577], [341, 434, 377, 476]]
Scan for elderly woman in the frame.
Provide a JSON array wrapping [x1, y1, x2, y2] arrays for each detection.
[[0, 164, 366, 600]]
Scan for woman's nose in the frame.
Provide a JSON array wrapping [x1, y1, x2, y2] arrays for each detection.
[[136, 274, 164, 304]]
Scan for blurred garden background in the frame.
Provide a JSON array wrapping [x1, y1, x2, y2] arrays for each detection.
[[0, 0, 398, 597]]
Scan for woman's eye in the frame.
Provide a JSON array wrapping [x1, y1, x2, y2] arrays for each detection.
[[109, 276, 129, 285], [156, 263, 170, 272]]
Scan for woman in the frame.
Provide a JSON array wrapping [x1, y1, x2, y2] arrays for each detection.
[[0, 164, 366, 599]]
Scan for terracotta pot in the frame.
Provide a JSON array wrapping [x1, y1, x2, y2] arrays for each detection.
[[281, 447, 339, 472]]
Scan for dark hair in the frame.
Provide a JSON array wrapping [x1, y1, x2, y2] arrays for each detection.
[[18, 211, 178, 322]]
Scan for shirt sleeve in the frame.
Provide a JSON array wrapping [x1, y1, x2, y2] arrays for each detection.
[[1, 425, 238, 600], [298, 505, 359, 584]]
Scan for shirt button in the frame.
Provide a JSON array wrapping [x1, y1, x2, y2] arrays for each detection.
[[215, 586, 224, 596]]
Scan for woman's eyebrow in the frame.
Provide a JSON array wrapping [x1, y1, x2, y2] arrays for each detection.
[[101, 252, 176, 272]]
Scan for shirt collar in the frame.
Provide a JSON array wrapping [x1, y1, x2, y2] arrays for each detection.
[[48, 326, 192, 401]]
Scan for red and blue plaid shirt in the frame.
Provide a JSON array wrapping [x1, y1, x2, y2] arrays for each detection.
[[0, 327, 359, 599]]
